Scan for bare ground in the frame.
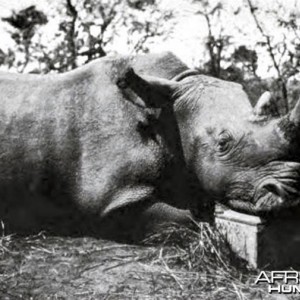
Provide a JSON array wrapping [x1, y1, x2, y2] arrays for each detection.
[[0, 223, 298, 300]]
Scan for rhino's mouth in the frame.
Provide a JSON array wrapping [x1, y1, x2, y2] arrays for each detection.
[[226, 162, 300, 214]]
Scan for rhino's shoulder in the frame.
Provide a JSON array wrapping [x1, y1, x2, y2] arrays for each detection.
[[0, 53, 188, 93]]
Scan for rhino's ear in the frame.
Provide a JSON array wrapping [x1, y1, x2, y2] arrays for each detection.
[[117, 68, 179, 108]]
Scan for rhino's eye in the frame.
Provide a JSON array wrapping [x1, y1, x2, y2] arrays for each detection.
[[216, 131, 233, 154]]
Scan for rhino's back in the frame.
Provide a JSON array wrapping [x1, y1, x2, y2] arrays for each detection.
[[0, 52, 182, 158]]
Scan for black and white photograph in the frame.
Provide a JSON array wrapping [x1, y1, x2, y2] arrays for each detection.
[[0, 0, 300, 299]]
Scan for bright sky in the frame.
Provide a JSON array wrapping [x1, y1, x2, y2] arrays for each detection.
[[0, 0, 299, 77]]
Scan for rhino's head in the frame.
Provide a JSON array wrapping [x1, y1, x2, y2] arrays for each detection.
[[118, 69, 300, 215], [174, 77, 300, 214]]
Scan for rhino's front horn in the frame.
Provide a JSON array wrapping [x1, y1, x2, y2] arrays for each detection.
[[289, 97, 300, 125], [117, 68, 179, 108], [253, 91, 272, 116]]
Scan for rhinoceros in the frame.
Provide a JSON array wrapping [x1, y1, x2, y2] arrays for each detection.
[[0, 52, 299, 241]]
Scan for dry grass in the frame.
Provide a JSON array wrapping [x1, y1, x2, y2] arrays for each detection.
[[0, 222, 298, 299]]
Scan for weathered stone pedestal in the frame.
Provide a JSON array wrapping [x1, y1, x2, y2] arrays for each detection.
[[215, 207, 300, 269]]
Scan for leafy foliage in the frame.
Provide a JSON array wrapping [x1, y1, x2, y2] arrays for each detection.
[[2, 6, 48, 72], [194, 0, 230, 78], [232, 46, 258, 78], [1, 0, 174, 73], [0, 0, 299, 112]]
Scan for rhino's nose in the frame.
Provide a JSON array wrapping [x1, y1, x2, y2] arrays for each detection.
[[260, 181, 284, 203], [258, 177, 300, 203]]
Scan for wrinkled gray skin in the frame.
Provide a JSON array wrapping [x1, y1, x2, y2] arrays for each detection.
[[0, 52, 195, 240], [120, 65, 300, 217], [0, 52, 300, 241], [173, 79, 300, 214]]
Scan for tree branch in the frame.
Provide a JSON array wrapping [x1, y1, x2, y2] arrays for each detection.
[[246, 0, 288, 112], [66, 0, 78, 69]]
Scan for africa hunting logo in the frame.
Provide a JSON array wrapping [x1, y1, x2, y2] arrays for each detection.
[[255, 271, 300, 294]]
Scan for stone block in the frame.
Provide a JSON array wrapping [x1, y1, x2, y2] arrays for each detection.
[[215, 208, 300, 269]]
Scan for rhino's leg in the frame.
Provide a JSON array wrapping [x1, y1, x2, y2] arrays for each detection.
[[137, 202, 196, 233], [77, 168, 212, 241], [99, 200, 195, 243]]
